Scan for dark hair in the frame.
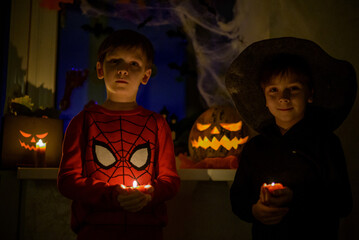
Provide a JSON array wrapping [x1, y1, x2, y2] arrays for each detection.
[[259, 53, 313, 90], [97, 29, 154, 69]]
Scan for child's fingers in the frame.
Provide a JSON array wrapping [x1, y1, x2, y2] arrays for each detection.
[[271, 187, 292, 197], [260, 186, 264, 203], [261, 208, 288, 225], [121, 199, 145, 212], [118, 191, 151, 212], [115, 185, 128, 195], [145, 185, 154, 194], [260, 187, 270, 205], [260, 202, 289, 216], [262, 212, 287, 225], [267, 187, 293, 207], [117, 191, 142, 203], [123, 195, 152, 212], [252, 200, 289, 225], [268, 206, 289, 217]]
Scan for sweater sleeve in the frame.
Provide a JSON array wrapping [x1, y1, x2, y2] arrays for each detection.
[[230, 141, 257, 223], [57, 112, 120, 209], [150, 117, 180, 205]]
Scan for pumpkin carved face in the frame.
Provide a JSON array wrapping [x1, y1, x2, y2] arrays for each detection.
[[1, 116, 63, 168], [188, 106, 249, 162], [19, 130, 48, 151]]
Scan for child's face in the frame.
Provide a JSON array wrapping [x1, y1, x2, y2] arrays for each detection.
[[96, 46, 152, 102], [263, 73, 313, 130]]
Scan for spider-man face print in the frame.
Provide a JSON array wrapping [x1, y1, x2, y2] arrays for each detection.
[[93, 140, 151, 171], [83, 109, 158, 186]]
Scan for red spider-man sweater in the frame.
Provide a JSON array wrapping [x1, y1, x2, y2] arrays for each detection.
[[58, 105, 180, 233]]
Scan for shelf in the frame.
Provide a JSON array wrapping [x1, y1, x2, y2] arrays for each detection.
[[17, 167, 236, 181], [17, 167, 59, 180]]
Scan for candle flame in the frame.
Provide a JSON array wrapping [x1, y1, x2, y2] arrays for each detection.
[[36, 139, 46, 149], [36, 139, 46, 152], [133, 180, 138, 188]]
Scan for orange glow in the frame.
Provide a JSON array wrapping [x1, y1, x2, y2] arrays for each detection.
[[191, 135, 249, 150], [19, 130, 32, 138], [197, 121, 244, 132], [19, 139, 47, 152], [36, 132, 48, 138], [263, 182, 284, 193], [120, 181, 139, 189], [19, 140, 37, 151], [19, 130, 48, 139], [196, 123, 211, 131], [210, 126, 220, 134], [220, 121, 242, 131], [19, 130, 48, 151], [121, 181, 152, 192]]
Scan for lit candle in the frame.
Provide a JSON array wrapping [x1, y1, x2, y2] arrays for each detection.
[[120, 180, 152, 193], [36, 139, 46, 151], [262, 182, 284, 193], [35, 139, 46, 167], [133, 180, 138, 188]]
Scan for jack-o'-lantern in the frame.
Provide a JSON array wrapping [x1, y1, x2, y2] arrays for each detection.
[[1, 116, 63, 168], [188, 106, 249, 162], [18, 130, 48, 151]]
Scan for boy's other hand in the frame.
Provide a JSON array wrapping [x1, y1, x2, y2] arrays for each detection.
[[267, 187, 293, 207], [116, 186, 154, 212], [252, 200, 289, 225], [261, 185, 293, 207], [253, 186, 291, 225]]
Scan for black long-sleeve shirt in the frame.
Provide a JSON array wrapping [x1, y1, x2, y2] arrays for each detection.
[[230, 117, 352, 240]]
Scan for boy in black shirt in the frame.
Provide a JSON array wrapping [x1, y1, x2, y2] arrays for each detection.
[[226, 37, 355, 240]]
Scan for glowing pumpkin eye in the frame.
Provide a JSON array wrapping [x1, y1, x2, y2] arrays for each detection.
[[196, 123, 211, 131], [19, 130, 32, 138], [220, 121, 242, 131], [36, 133, 48, 139]]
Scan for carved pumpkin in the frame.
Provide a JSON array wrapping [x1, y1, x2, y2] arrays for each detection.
[[188, 106, 249, 162], [19, 130, 48, 151], [1, 116, 63, 168]]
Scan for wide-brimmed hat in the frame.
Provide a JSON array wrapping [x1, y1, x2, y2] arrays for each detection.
[[225, 37, 357, 132]]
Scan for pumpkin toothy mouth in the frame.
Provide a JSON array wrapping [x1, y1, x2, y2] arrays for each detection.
[[191, 135, 249, 151], [19, 140, 47, 151]]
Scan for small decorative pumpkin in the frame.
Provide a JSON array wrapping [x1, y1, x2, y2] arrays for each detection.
[[188, 106, 249, 162]]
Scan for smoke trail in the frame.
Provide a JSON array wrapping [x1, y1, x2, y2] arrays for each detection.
[[171, 0, 243, 107]]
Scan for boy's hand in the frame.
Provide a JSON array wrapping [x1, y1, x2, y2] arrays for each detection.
[[261, 185, 293, 207], [116, 185, 154, 212], [252, 185, 292, 225], [252, 199, 289, 225]]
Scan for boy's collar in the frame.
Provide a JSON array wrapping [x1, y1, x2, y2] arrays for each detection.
[[101, 100, 139, 111]]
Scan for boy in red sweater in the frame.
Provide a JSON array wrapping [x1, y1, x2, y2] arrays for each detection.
[[58, 29, 180, 240]]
